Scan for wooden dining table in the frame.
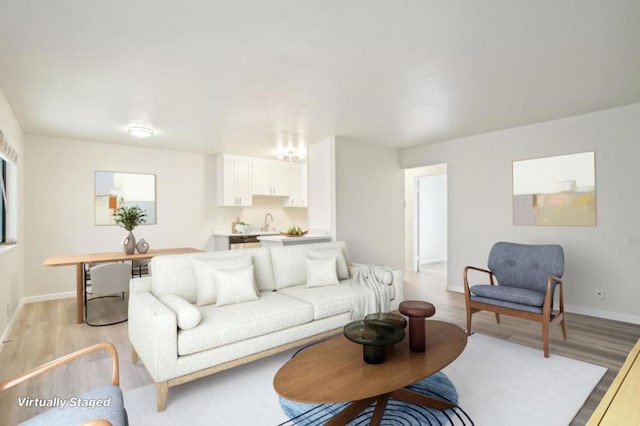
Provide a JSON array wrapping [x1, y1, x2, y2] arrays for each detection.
[[43, 247, 203, 324]]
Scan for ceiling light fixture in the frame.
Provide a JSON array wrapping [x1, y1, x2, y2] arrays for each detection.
[[277, 147, 306, 162], [128, 126, 154, 138]]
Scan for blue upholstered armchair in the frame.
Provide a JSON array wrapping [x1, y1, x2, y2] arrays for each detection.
[[463, 242, 567, 357]]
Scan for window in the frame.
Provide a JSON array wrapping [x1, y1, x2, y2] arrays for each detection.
[[0, 128, 17, 247], [0, 157, 5, 243]]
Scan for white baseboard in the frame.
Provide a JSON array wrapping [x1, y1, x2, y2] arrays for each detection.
[[419, 257, 446, 266], [23, 291, 75, 304], [566, 304, 640, 325], [1, 299, 24, 346], [444, 285, 640, 325], [2, 292, 76, 347]]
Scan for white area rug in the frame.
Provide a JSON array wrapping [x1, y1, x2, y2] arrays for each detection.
[[124, 333, 606, 425], [440, 333, 607, 425]]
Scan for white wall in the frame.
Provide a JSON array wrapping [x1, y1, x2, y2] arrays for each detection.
[[400, 103, 640, 324], [0, 87, 25, 341], [307, 137, 336, 237], [25, 135, 212, 298], [334, 137, 404, 268]]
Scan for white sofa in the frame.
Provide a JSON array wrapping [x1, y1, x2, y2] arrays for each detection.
[[128, 241, 403, 411]]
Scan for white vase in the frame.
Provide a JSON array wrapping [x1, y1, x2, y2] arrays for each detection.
[[136, 238, 149, 254], [122, 231, 136, 255]]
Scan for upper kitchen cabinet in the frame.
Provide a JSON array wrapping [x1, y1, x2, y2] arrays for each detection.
[[284, 162, 308, 207], [252, 159, 290, 196], [217, 154, 252, 206]]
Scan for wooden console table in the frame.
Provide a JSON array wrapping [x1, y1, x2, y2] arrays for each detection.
[[43, 247, 202, 324], [587, 338, 640, 425]]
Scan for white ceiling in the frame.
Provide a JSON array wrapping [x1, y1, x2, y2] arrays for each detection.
[[1, 1, 639, 158]]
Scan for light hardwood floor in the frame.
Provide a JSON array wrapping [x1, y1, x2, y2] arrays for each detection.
[[1, 266, 639, 425]]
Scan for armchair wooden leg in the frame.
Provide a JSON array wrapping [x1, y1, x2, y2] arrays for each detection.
[[494, 313, 500, 324], [542, 321, 550, 358], [560, 315, 568, 341], [157, 381, 169, 412], [465, 308, 472, 336], [131, 348, 139, 364]]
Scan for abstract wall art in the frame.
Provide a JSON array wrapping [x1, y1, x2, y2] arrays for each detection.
[[513, 151, 596, 226], [95, 171, 156, 225]]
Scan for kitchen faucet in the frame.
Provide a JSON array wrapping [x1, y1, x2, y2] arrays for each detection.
[[263, 213, 274, 231]]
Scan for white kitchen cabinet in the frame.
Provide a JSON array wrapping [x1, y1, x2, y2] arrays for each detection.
[[216, 154, 252, 206], [252, 159, 290, 196], [284, 162, 308, 207]]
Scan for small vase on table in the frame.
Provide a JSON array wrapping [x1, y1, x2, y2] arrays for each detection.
[[136, 239, 149, 254], [122, 231, 136, 255]]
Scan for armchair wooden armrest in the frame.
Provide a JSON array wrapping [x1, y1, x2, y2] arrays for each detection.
[[543, 275, 565, 316], [463, 265, 495, 295], [0, 342, 119, 391]]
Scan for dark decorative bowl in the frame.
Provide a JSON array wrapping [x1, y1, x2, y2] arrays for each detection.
[[344, 320, 405, 364], [364, 312, 408, 329]]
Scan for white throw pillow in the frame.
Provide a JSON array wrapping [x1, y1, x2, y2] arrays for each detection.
[[158, 294, 202, 330], [305, 257, 340, 288], [308, 247, 350, 280], [192, 255, 253, 306], [215, 265, 260, 307]]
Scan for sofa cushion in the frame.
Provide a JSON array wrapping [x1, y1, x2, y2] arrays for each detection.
[[158, 294, 202, 330], [305, 257, 340, 288], [151, 248, 276, 303], [177, 291, 313, 356], [308, 247, 350, 280], [215, 265, 259, 307], [488, 242, 564, 294], [270, 241, 349, 290], [278, 281, 360, 320], [470, 295, 543, 314], [151, 254, 198, 303], [470, 284, 545, 307], [192, 248, 276, 292], [192, 255, 253, 306]]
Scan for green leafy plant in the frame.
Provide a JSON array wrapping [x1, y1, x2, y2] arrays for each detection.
[[113, 205, 147, 231]]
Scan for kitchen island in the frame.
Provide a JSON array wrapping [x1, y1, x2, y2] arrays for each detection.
[[258, 234, 332, 247]]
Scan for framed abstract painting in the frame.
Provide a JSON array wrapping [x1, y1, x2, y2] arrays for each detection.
[[95, 171, 156, 225], [513, 151, 596, 226]]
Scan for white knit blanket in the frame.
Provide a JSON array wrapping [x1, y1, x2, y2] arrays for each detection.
[[350, 265, 393, 319]]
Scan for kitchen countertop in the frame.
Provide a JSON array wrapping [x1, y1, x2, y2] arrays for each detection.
[[257, 234, 330, 242], [213, 231, 280, 237]]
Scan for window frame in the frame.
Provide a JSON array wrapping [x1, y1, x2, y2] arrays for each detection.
[[0, 157, 6, 244]]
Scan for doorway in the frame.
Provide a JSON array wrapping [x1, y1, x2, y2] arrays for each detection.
[[416, 171, 447, 271], [404, 163, 447, 274]]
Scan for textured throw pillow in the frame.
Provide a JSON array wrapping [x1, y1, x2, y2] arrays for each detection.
[[308, 247, 350, 280], [158, 294, 202, 330], [215, 265, 259, 307], [305, 257, 340, 288], [192, 255, 253, 306]]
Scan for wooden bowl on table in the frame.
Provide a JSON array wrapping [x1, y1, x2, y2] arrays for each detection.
[[280, 230, 308, 237]]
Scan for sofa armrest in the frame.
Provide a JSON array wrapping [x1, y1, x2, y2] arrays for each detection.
[[130, 276, 152, 292], [349, 263, 404, 309], [128, 290, 178, 381]]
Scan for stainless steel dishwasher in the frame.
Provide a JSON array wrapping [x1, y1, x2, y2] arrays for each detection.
[[228, 234, 261, 249]]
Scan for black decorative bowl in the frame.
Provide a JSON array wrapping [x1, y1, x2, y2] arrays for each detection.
[[343, 320, 405, 364], [364, 312, 408, 329]]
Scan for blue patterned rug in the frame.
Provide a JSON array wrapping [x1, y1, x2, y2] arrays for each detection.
[[278, 372, 473, 425]]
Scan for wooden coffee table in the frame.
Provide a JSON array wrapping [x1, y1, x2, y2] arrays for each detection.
[[273, 320, 467, 425]]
